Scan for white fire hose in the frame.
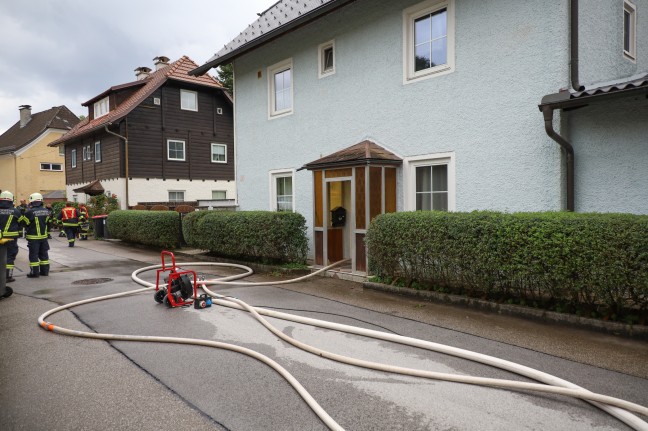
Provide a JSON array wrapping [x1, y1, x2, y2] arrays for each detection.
[[37, 260, 648, 431]]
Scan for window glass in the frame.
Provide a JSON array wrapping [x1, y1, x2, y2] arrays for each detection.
[[211, 143, 226, 163], [95, 141, 101, 162], [59, 146, 65, 156], [274, 69, 292, 112], [212, 190, 226, 200], [414, 9, 447, 72], [168, 191, 185, 202], [167, 140, 185, 161], [180, 90, 198, 111], [323, 47, 334, 71], [94, 97, 109, 118], [415, 164, 448, 211], [276, 176, 293, 211], [623, 1, 636, 59], [71, 149, 77, 168]]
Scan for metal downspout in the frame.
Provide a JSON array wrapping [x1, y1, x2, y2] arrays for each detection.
[[570, 0, 583, 92], [105, 123, 129, 209], [542, 106, 574, 211]]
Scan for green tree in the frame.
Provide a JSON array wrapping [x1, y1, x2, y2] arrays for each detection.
[[217, 63, 234, 95]]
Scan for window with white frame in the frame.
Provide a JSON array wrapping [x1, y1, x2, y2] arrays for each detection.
[[40, 163, 63, 172], [318, 40, 335, 78], [167, 139, 186, 161], [270, 170, 294, 212], [212, 190, 227, 200], [268, 59, 293, 117], [624, 1, 637, 60], [71, 149, 77, 168], [94, 141, 101, 162], [82, 144, 92, 161], [180, 89, 198, 111], [211, 143, 227, 163], [168, 191, 185, 202], [406, 153, 455, 211], [58, 146, 65, 156], [403, 0, 455, 83], [93, 96, 109, 118]]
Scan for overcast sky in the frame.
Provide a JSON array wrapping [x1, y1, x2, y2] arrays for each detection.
[[0, 0, 276, 133]]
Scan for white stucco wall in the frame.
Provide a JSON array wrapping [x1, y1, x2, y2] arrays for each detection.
[[68, 178, 235, 209], [230, 0, 648, 257]]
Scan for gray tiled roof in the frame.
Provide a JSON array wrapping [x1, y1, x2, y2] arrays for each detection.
[[192, 0, 351, 75], [0, 106, 79, 154]]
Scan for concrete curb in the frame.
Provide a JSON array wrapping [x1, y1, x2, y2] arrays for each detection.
[[363, 282, 648, 340]]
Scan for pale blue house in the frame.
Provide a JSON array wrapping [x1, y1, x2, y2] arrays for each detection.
[[192, 0, 647, 273]]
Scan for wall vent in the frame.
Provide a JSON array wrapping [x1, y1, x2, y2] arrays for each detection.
[[153, 97, 161, 105]]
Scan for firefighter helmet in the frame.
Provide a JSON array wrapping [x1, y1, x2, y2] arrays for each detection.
[[29, 192, 43, 203], [0, 191, 14, 201]]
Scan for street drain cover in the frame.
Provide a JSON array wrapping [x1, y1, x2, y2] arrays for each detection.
[[72, 278, 113, 285]]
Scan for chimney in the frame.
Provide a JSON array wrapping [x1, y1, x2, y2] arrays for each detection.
[[19, 105, 32, 128], [134, 66, 152, 80], [153, 56, 170, 71]]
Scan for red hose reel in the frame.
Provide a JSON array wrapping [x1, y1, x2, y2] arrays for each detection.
[[154, 251, 197, 308]]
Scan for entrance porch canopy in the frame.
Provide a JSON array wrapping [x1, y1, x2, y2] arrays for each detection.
[[302, 140, 401, 274]]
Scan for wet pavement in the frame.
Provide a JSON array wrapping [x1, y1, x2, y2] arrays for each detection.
[[0, 233, 646, 430]]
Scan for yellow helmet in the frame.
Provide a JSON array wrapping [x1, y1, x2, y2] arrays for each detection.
[[29, 192, 43, 203], [0, 191, 13, 202]]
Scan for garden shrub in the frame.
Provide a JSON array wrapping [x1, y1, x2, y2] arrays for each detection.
[[183, 210, 308, 264], [107, 210, 180, 249], [366, 211, 648, 319]]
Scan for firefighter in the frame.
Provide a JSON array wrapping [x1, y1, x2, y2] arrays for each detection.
[[78, 204, 89, 240], [19, 193, 51, 278], [45, 203, 54, 239], [0, 191, 22, 282], [58, 202, 79, 247]]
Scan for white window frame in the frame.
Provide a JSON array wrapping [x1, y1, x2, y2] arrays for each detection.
[[404, 152, 455, 211], [623, 1, 637, 61], [403, 0, 455, 84], [210, 143, 227, 163], [269, 169, 295, 212], [180, 89, 198, 111], [168, 190, 185, 202], [318, 40, 336, 78], [167, 139, 186, 161], [71, 149, 77, 168], [94, 141, 101, 162], [93, 96, 109, 118], [212, 190, 227, 200], [40, 163, 63, 172], [58, 146, 65, 157], [268, 58, 293, 119]]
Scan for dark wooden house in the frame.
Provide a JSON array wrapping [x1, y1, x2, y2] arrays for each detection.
[[50, 55, 234, 209]]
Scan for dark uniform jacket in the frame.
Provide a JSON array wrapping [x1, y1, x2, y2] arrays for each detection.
[[20, 202, 51, 240], [0, 201, 22, 238]]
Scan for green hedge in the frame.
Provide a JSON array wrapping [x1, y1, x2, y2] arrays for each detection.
[[107, 210, 180, 249], [183, 211, 308, 264], [365, 211, 648, 316]]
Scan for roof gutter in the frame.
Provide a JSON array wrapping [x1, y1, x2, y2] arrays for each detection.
[[189, 0, 357, 76], [540, 0, 579, 212]]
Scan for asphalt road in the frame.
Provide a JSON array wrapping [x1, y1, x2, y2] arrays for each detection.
[[1, 234, 646, 430]]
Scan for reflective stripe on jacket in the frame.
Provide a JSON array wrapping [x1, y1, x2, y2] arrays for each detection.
[[59, 206, 79, 227], [23, 203, 51, 240], [0, 204, 22, 238]]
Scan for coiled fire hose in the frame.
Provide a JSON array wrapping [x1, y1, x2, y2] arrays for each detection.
[[38, 260, 648, 431]]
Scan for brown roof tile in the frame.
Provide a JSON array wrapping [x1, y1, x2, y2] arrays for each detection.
[[303, 140, 402, 170], [51, 56, 224, 146]]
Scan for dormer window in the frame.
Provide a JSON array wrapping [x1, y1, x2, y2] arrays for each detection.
[[94, 96, 109, 118]]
